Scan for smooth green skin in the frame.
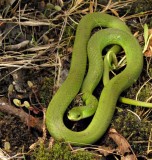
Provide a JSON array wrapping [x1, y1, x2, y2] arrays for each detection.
[[68, 45, 152, 121], [104, 50, 152, 106], [46, 13, 143, 146], [68, 45, 122, 121]]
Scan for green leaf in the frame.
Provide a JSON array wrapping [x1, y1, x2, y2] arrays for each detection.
[[23, 101, 30, 109], [13, 99, 22, 107], [144, 24, 149, 44]]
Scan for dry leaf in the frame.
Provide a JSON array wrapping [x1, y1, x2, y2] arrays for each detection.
[[144, 29, 152, 57], [109, 128, 130, 154], [121, 154, 137, 160], [109, 128, 137, 159]]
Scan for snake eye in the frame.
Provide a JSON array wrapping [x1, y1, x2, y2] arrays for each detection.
[[76, 114, 81, 119]]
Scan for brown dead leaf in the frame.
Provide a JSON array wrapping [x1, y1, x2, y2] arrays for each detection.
[[144, 49, 152, 57], [144, 29, 152, 57], [109, 128, 137, 160], [121, 154, 137, 160], [109, 128, 131, 154], [149, 29, 152, 36], [97, 129, 137, 159]]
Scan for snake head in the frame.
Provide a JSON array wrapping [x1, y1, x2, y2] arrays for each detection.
[[67, 107, 83, 121]]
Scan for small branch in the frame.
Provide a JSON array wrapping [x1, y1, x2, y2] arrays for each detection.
[[0, 97, 43, 132]]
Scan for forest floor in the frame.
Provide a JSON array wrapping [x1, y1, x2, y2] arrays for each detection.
[[0, 0, 152, 159]]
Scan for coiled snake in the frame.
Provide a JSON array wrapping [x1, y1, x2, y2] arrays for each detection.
[[46, 13, 143, 146]]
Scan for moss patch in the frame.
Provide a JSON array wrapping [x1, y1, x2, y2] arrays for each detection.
[[31, 140, 99, 160]]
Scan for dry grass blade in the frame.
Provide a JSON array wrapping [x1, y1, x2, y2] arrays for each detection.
[[147, 128, 152, 154], [14, 20, 51, 26], [124, 10, 152, 20]]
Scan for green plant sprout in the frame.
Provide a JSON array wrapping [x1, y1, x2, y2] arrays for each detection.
[[13, 99, 30, 109]]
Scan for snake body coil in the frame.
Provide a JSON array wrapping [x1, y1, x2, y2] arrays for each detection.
[[46, 13, 143, 146]]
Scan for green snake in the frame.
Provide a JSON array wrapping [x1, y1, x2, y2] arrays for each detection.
[[68, 44, 152, 121], [46, 13, 143, 145]]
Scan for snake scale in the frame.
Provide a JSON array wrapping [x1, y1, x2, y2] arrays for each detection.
[[46, 13, 143, 146]]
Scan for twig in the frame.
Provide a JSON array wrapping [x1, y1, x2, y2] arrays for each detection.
[[0, 97, 43, 132]]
